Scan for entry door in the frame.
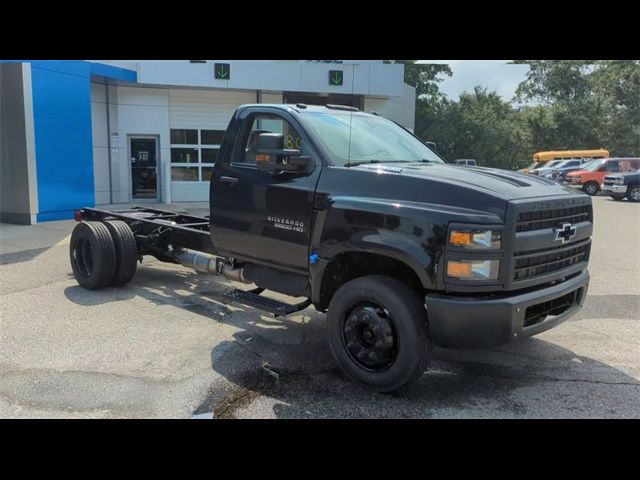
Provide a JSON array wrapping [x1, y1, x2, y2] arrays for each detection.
[[210, 110, 321, 272], [130, 137, 158, 199]]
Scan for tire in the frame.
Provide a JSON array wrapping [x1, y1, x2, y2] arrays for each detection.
[[583, 181, 599, 196], [69, 221, 117, 290], [326, 275, 431, 392], [627, 184, 640, 203], [104, 220, 138, 286]]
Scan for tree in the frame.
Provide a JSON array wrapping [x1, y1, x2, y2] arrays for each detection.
[[514, 60, 640, 156], [384, 60, 452, 99], [418, 87, 531, 169]]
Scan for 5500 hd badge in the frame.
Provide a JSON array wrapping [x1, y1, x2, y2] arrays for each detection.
[[268, 216, 305, 233]]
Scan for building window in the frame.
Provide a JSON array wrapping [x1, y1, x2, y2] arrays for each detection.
[[170, 129, 198, 144], [170, 128, 225, 182]]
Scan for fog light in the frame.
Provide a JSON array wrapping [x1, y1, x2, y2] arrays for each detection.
[[447, 260, 500, 280]]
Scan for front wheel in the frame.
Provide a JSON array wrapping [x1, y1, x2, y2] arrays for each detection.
[[583, 181, 599, 195], [627, 184, 640, 202], [326, 275, 431, 392]]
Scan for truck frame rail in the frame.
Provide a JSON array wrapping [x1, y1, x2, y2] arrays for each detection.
[[77, 206, 215, 258]]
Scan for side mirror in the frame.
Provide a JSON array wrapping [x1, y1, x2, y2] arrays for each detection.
[[426, 141, 437, 151], [255, 133, 314, 174]]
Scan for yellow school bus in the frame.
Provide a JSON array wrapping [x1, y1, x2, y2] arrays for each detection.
[[519, 149, 609, 174]]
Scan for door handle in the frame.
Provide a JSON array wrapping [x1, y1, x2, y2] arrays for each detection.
[[220, 176, 239, 185]]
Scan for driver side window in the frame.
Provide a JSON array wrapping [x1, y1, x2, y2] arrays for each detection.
[[236, 113, 306, 165]]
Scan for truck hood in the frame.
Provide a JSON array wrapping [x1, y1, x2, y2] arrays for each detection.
[[351, 162, 578, 200]]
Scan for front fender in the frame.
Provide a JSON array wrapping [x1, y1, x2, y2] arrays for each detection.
[[309, 195, 504, 307]]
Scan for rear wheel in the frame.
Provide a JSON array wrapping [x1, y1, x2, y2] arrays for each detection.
[[627, 184, 640, 202], [583, 181, 599, 195], [104, 220, 138, 286], [326, 275, 431, 392], [69, 221, 116, 290]]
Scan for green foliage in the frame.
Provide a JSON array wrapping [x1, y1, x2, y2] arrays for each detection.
[[385, 60, 452, 98], [413, 60, 640, 169]]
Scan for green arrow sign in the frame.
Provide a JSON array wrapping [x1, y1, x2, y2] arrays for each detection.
[[329, 70, 343, 86], [215, 63, 230, 80]]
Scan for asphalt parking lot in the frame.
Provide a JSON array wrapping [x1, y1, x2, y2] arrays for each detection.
[[0, 195, 638, 418]]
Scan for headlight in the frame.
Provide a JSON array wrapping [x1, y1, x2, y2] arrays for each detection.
[[449, 229, 501, 249], [571, 175, 581, 182], [447, 260, 500, 280]]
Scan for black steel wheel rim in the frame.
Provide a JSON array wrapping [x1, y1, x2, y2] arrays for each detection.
[[74, 237, 93, 277], [342, 303, 398, 371]]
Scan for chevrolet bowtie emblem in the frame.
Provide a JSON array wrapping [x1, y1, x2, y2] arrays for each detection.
[[554, 223, 577, 244]]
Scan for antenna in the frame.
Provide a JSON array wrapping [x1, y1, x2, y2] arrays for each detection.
[[347, 64, 355, 166]]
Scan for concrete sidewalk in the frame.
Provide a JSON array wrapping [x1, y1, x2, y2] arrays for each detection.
[[0, 220, 76, 255], [0, 202, 208, 255]]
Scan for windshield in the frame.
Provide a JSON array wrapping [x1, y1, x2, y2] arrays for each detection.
[[528, 162, 543, 170], [582, 159, 605, 171], [300, 112, 445, 167], [538, 160, 563, 169]]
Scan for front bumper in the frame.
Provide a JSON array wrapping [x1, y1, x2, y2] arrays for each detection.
[[565, 183, 584, 189], [425, 270, 589, 349], [602, 184, 627, 194]]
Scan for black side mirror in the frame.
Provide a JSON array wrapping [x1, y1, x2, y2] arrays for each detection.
[[426, 141, 437, 151], [256, 133, 314, 174]]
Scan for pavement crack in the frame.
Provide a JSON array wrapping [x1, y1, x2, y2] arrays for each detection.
[[213, 385, 259, 419]]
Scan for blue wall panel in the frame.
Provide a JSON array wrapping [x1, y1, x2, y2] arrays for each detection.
[[30, 61, 94, 222], [25, 60, 137, 222]]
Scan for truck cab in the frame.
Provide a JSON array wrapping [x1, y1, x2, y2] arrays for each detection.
[[205, 104, 591, 389]]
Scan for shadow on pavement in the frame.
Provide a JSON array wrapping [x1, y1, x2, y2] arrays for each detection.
[[204, 330, 640, 419], [61, 259, 640, 419], [0, 247, 51, 265]]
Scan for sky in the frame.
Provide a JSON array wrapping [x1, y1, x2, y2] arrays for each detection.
[[417, 60, 531, 101]]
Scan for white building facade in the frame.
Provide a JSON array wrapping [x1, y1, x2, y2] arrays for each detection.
[[91, 60, 415, 204]]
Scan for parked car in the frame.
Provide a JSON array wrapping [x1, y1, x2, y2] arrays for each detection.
[[602, 169, 640, 202], [455, 159, 477, 166], [565, 158, 640, 195], [551, 159, 591, 182], [533, 159, 577, 178]]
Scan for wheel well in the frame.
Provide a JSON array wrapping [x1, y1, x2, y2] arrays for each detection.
[[318, 252, 424, 310]]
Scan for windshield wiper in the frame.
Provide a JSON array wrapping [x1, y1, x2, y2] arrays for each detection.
[[347, 160, 411, 167]]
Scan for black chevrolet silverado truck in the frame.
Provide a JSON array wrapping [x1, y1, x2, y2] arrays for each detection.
[[70, 104, 592, 391]]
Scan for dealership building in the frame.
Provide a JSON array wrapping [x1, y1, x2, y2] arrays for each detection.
[[0, 60, 414, 223]]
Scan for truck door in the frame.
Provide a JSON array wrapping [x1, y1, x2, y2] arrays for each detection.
[[210, 109, 322, 273]]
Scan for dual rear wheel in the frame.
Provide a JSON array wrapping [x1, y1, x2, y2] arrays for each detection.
[[70, 220, 138, 290]]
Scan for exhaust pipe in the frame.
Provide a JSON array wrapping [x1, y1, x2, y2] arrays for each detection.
[[176, 249, 248, 283]]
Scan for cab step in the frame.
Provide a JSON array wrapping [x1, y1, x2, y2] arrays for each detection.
[[224, 289, 311, 317]]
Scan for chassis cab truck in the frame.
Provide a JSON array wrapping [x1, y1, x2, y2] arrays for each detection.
[[70, 104, 592, 392]]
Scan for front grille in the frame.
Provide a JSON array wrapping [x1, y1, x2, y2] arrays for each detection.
[[513, 240, 590, 281], [516, 204, 592, 232], [523, 288, 581, 327], [603, 177, 619, 186]]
